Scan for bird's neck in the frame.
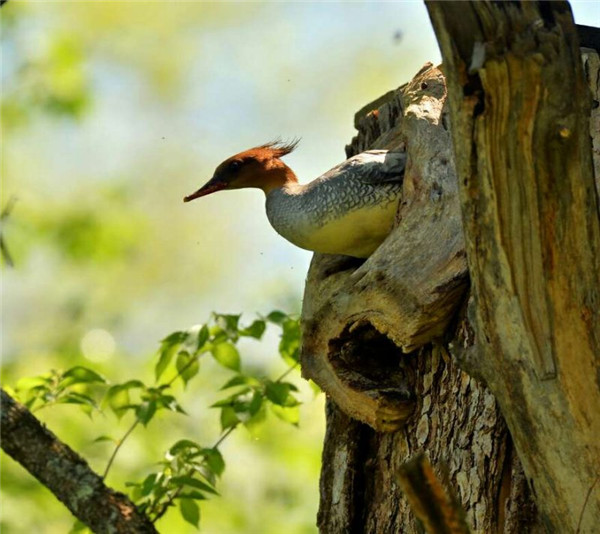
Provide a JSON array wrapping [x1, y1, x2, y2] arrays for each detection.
[[260, 161, 298, 194]]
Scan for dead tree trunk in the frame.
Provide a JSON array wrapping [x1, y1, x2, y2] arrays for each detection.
[[301, 2, 599, 532]]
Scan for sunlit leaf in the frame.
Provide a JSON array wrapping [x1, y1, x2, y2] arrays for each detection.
[[176, 351, 200, 386], [270, 404, 300, 426], [105, 385, 131, 419], [220, 406, 239, 431], [220, 374, 259, 390], [196, 324, 209, 351], [60, 366, 106, 386], [15, 375, 51, 391], [155, 344, 177, 381], [211, 342, 240, 371]]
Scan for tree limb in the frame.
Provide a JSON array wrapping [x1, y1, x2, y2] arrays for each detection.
[[0, 388, 158, 534], [426, 1, 600, 531]]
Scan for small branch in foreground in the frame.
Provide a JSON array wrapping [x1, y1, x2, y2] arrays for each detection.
[[102, 419, 140, 480], [396, 453, 470, 534], [1, 388, 157, 534]]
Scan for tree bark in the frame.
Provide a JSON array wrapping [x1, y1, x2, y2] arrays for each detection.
[[304, 64, 540, 533], [426, 2, 600, 532], [0, 389, 158, 534], [306, 4, 599, 532]]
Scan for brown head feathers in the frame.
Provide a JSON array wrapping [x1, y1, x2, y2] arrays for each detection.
[[183, 139, 300, 201], [255, 138, 300, 159]]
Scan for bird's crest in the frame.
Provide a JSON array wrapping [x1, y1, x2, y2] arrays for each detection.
[[257, 138, 300, 159]]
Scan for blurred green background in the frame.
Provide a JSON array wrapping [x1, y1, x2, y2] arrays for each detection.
[[1, 1, 597, 533]]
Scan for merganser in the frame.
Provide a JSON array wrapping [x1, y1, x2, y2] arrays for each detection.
[[184, 141, 406, 258]]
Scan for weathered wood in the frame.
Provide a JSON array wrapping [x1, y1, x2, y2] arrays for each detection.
[[426, 2, 600, 532], [310, 64, 540, 532], [301, 64, 469, 431]]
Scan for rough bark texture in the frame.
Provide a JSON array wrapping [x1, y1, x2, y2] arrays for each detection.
[[426, 2, 600, 532], [302, 65, 469, 431], [307, 10, 599, 531], [0, 389, 158, 534], [305, 64, 540, 533]]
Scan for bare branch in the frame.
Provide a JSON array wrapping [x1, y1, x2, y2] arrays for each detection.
[[0, 388, 158, 534]]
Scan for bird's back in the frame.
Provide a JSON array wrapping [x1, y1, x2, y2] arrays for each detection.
[[266, 150, 406, 257]]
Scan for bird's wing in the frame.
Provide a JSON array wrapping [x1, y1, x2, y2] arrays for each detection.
[[351, 150, 406, 184], [313, 150, 406, 188]]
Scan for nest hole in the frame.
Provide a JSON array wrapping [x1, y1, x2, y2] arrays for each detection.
[[328, 321, 416, 395]]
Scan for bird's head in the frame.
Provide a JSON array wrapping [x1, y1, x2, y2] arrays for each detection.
[[184, 140, 299, 202]]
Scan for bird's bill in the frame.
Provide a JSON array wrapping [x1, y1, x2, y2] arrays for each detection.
[[183, 178, 228, 202]]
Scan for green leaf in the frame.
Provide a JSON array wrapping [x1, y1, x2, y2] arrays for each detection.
[[105, 386, 131, 419], [220, 406, 239, 431], [156, 331, 188, 380], [270, 404, 300, 426], [118, 379, 146, 390], [15, 375, 51, 391], [60, 366, 106, 386], [177, 491, 208, 501], [211, 342, 240, 371], [157, 394, 187, 414], [141, 473, 158, 496], [171, 475, 218, 495], [93, 435, 115, 443], [161, 330, 188, 345], [279, 318, 301, 365], [248, 390, 264, 415], [220, 374, 259, 390], [202, 448, 225, 477], [265, 381, 292, 406], [240, 319, 266, 339], [179, 498, 200, 528], [169, 439, 201, 455], [155, 343, 177, 381], [136, 400, 157, 426], [213, 313, 241, 339], [266, 310, 288, 324], [57, 392, 99, 412], [176, 351, 200, 386], [196, 324, 209, 351]]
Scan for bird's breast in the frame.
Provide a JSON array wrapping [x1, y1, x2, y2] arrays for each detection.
[[266, 181, 402, 258]]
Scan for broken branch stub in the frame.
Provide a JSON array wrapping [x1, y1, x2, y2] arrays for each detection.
[[300, 64, 468, 431]]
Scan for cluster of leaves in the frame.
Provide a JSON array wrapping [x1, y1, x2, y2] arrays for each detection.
[[14, 366, 106, 413], [12, 311, 306, 530]]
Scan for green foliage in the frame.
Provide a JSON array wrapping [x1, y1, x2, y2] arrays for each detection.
[[15, 366, 106, 414], [11, 311, 306, 531]]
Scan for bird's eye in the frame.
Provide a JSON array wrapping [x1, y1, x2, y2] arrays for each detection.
[[229, 160, 242, 172]]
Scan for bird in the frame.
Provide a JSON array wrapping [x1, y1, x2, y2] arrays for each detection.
[[184, 140, 406, 258]]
